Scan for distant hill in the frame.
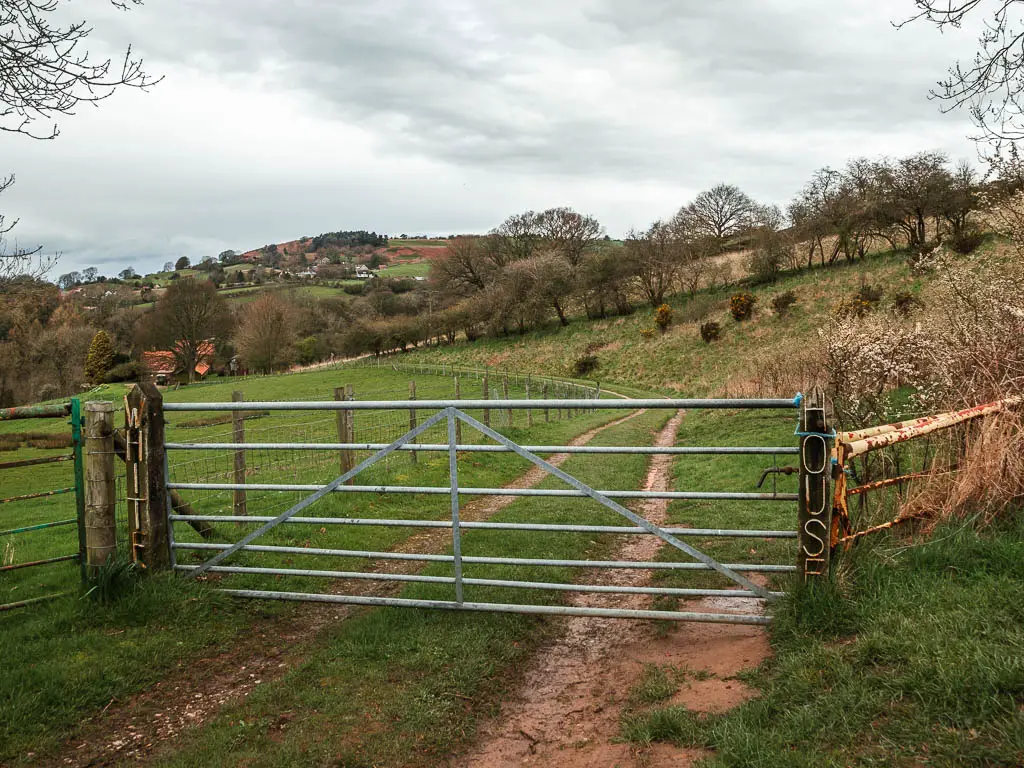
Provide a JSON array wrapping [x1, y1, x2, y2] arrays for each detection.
[[239, 234, 452, 270]]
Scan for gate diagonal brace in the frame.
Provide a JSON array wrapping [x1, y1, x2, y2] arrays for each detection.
[[186, 408, 451, 578], [453, 409, 776, 601]]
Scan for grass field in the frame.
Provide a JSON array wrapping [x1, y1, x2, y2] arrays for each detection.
[[378, 261, 430, 278], [388, 238, 449, 248], [0, 364, 641, 764]]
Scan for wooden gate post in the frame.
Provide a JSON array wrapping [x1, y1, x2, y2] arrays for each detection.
[[232, 391, 247, 517], [84, 401, 116, 570], [127, 382, 170, 571], [797, 389, 833, 581]]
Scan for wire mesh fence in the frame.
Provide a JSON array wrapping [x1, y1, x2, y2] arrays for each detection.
[[159, 370, 602, 533]]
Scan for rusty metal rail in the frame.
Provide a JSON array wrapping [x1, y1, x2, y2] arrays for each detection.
[[833, 394, 1022, 545]]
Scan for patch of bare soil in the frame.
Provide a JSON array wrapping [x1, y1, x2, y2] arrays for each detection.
[[45, 409, 647, 767], [456, 411, 771, 768]]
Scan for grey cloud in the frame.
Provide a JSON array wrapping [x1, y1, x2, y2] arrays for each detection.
[[6, 1, 986, 275]]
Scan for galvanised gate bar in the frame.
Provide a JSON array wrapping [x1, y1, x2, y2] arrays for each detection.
[[162, 394, 829, 625]]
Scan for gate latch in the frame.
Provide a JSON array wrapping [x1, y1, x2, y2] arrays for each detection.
[[756, 466, 798, 488]]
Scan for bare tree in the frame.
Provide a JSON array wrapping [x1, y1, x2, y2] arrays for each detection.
[[2, 0, 161, 140], [234, 293, 296, 373], [625, 222, 680, 308], [679, 183, 755, 242], [873, 151, 953, 249], [526, 251, 575, 326], [142, 278, 231, 383], [432, 236, 494, 295], [578, 243, 634, 318], [1, 0, 159, 283], [901, 1, 1024, 146], [0, 175, 55, 285], [491, 211, 542, 265], [535, 207, 603, 269]]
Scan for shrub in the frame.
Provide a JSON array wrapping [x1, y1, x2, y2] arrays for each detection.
[[855, 282, 884, 305], [835, 283, 884, 318], [573, 354, 599, 377], [639, 328, 656, 340], [729, 292, 756, 321], [771, 290, 798, 317], [948, 228, 986, 255], [747, 248, 783, 284], [654, 304, 673, 333], [700, 321, 721, 343], [892, 291, 924, 316], [84, 330, 114, 384], [342, 283, 364, 295], [104, 361, 146, 383]]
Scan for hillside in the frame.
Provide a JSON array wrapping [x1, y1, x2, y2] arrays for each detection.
[[398, 243, 927, 397]]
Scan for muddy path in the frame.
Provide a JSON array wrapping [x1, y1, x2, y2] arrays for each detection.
[[456, 410, 771, 768], [47, 408, 649, 767]]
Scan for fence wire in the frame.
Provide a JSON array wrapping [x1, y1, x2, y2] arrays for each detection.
[[161, 371, 600, 524]]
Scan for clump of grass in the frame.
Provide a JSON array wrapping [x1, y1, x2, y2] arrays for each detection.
[[901, 411, 1024, 531], [632, 664, 679, 705], [83, 554, 140, 605]]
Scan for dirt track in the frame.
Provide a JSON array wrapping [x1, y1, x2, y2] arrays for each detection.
[[457, 410, 770, 767]]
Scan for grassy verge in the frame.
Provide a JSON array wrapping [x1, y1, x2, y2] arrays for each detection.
[[0, 367, 629, 763], [621, 408, 1024, 765], [621, 518, 1024, 766], [137, 408, 674, 767]]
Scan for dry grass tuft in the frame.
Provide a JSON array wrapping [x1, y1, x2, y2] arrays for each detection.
[[900, 412, 1024, 530]]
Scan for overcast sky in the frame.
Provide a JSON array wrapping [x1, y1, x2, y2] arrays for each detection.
[[4, 0, 986, 277]]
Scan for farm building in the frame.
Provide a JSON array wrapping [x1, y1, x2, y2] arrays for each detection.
[[141, 340, 216, 384]]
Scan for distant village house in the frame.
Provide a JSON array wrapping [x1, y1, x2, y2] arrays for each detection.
[[141, 341, 216, 385]]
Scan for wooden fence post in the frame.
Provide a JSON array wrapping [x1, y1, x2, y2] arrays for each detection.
[[454, 376, 462, 445], [127, 382, 170, 571], [84, 401, 116, 570], [483, 370, 490, 428], [503, 372, 512, 427], [409, 380, 418, 464], [232, 391, 247, 517], [344, 384, 355, 484], [543, 383, 550, 422], [335, 386, 353, 479], [798, 388, 833, 582], [526, 378, 533, 428]]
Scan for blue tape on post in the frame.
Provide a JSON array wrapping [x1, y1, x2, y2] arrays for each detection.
[[794, 427, 837, 438]]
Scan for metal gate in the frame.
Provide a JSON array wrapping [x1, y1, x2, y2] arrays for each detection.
[[163, 396, 804, 624], [0, 400, 86, 610]]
